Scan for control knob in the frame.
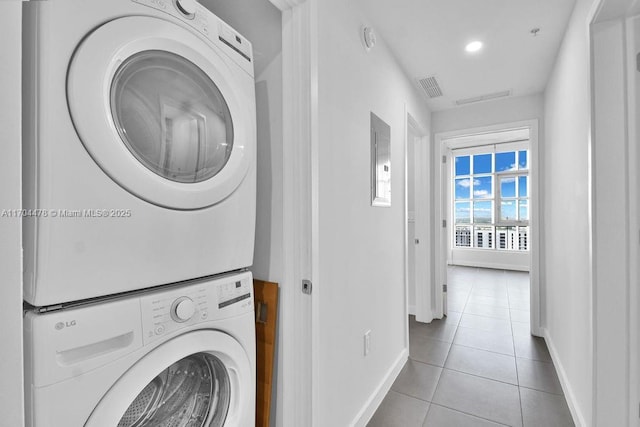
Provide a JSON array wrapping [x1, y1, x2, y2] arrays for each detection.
[[175, 0, 197, 17], [171, 296, 196, 322]]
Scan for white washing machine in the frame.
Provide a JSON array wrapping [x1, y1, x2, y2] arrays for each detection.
[[24, 271, 256, 427], [22, 0, 256, 306]]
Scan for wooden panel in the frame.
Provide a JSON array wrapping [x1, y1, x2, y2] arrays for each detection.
[[254, 279, 279, 427]]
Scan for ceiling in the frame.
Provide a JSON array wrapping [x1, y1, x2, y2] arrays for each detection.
[[355, 0, 577, 111]]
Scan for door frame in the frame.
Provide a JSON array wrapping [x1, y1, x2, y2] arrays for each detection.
[[268, 0, 317, 426], [589, 0, 639, 423], [405, 111, 433, 324], [626, 15, 640, 427], [434, 119, 542, 335]]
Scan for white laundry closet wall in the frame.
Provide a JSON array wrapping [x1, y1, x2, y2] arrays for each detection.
[[0, 1, 25, 426]]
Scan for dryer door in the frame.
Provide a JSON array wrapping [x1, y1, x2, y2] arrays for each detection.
[[67, 16, 255, 210], [85, 331, 253, 427]]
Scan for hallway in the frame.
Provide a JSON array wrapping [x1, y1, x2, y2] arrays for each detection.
[[368, 266, 574, 426]]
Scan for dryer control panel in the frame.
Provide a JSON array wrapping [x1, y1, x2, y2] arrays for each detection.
[[130, 0, 254, 75], [140, 271, 253, 344]]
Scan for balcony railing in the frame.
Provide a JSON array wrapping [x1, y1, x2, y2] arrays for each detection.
[[455, 225, 529, 251]]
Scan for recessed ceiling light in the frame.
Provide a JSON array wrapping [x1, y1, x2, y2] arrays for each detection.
[[465, 41, 483, 53]]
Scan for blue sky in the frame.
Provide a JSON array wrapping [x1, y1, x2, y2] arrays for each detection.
[[501, 200, 516, 221], [455, 151, 527, 176], [473, 154, 491, 174], [496, 152, 515, 172], [454, 151, 529, 223]]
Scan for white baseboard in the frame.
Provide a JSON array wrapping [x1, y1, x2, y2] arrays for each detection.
[[350, 348, 409, 427], [542, 328, 587, 427], [408, 305, 416, 316]]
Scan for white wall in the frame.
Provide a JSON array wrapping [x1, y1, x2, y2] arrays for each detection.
[[450, 249, 530, 271], [315, 1, 431, 425], [542, 0, 597, 424], [0, 2, 25, 426], [432, 93, 544, 135], [196, 2, 284, 425]]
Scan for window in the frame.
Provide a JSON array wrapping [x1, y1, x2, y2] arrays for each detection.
[[453, 148, 529, 251]]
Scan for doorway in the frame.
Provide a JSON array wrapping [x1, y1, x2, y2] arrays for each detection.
[[432, 120, 541, 335]]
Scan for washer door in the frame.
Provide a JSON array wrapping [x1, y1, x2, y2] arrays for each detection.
[[68, 16, 254, 210], [85, 331, 252, 427]]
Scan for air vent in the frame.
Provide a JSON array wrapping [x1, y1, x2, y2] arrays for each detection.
[[418, 76, 443, 98], [455, 90, 511, 106]]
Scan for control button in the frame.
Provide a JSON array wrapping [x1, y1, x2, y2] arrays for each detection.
[[200, 311, 209, 320], [155, 325, 165, 335], [175, 0, 197, 17], [171, 297, 196, 322]]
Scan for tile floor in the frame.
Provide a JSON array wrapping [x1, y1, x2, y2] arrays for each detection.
[[368, 266, 574, 427]]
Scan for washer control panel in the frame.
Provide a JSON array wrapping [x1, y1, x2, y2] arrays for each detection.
[[141, 286, 208, 343], [218, 279, 252, 309], [140, 272, 253, 344]]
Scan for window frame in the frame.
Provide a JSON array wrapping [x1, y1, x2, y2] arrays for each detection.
[[451, 140, 530, 252], [495, 170, 529, 227]]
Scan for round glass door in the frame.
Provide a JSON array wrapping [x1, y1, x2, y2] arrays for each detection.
[[111, 50, 234, 184], [117, 353, 230, 427], [67, 16, 254, 209]]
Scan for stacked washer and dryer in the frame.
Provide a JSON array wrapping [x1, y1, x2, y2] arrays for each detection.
[[21, 0, 257, 426]]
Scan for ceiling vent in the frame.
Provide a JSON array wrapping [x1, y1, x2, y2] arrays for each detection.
[[418, 76, 443, 98], [455, 90, 512, 106]]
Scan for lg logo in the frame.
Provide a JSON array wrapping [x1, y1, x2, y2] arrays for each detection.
[[54, 320, 77, 330]]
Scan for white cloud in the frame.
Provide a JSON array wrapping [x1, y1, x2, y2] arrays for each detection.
[[457, 179, 471, 188], [474, 190, 490, 197], [457, 179, 481, 188]]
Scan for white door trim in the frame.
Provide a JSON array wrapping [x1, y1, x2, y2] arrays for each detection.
[[434, 120, 541, 335], [406, 112, 433, 324], [404, 107, 410, 347], [268, 0, 317, 426], [627, 15, 640, 426]]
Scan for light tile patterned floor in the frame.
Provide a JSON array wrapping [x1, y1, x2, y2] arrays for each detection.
[[368, 266, 574, 427]]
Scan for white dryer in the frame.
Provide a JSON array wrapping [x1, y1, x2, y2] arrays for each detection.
[[22, 0, 256, 306], [24, 271, 256, 427]]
